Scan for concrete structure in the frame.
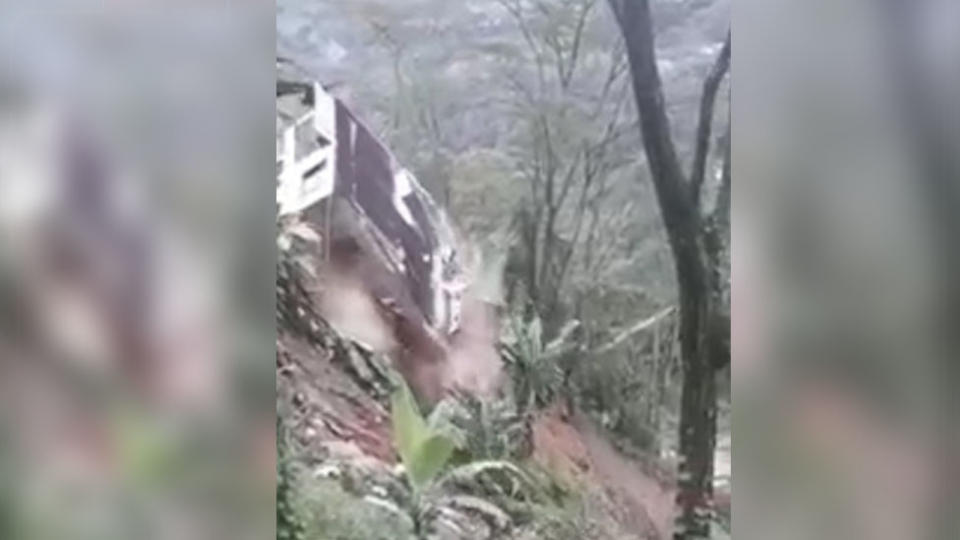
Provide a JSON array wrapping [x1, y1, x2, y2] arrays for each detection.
[[276, 68, 465, 336]]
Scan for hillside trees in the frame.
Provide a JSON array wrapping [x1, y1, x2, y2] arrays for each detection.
[[490, 0, 641, 336]]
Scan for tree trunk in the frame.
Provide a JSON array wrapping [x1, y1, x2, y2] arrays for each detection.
[[608, 1, 730, 537], [672, 228, 718, 539]]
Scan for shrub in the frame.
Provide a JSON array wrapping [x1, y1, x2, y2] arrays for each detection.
[[277, 419, 306, 540]]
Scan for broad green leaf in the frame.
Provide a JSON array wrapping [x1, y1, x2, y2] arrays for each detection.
[[528, 316, 542, 358], [390, 377, 428, 469], [408, 433, 455, 489]]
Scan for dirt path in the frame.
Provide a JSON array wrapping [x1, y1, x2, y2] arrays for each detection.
[[571, 412, 676, 540], [530, 407, 676, 539]]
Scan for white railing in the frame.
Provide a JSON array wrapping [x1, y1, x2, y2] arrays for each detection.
[[277, 82, 337, 216]]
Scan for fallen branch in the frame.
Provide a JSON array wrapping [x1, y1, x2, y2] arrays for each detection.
[[593, 306, 675, 355]]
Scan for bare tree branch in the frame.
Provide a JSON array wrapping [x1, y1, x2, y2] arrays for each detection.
[[690, 31, 731, 210], [504, 70, 538, 108], [562, 0, 597, 88], [498, 0, 547, 95], [554, 144, 599, 291], [556, 150, 584, 210], [597, 39, 628, 110], [594, 306, 675, 355]]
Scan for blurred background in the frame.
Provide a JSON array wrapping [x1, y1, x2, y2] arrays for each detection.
[[0, 3, 274, 539], [736, 0, 959, 538]]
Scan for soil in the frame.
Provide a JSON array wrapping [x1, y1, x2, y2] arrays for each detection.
[[530, 405, 676, 539]]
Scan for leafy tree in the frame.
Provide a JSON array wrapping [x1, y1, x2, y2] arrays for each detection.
[[493, 0, 640, 335]]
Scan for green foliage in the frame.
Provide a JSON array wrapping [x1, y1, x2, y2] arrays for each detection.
[[299, 478, 416, 540], [501, 315, 568, 411], [575, 352, 665, 454], [277, 420, 306, 540], [282, 377, 623, 540], [390, 376, 456, 492], [519, 499, 593, 540], [710, 517, 732, 540], [569, 308, 680, 456], [439, 460, 537, 501], [429, 392, 529, 461], [433, 457, 588, 535], [449, 150, 524, 239]]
